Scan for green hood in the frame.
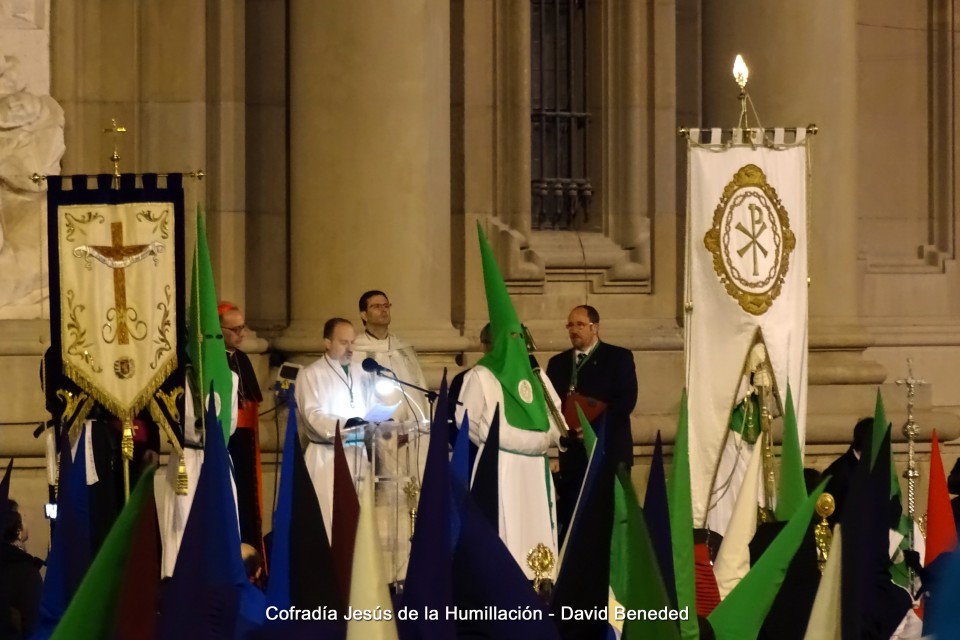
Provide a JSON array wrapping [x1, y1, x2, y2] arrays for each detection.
[[475, 224, 548, 432]]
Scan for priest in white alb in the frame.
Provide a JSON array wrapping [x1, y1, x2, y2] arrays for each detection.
[[294, 317, 378, 541]]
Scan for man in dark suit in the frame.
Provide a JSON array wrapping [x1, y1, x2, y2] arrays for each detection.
[[546, 305, 637, 541]]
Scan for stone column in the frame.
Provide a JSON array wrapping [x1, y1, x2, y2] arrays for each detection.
[[701, 2, 886, 394], [495, 0, 531, 236], [203, 0, 247, 309], [277, 0, 460, 355]]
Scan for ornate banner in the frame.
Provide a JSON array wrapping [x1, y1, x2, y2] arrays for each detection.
[[684, 129, 809, 536], [47, 174, 185, 421]]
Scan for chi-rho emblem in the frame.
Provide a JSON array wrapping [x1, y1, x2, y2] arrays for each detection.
[[704, 164, 796, 315]]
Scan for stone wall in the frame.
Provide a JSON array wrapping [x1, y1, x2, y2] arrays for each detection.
[[2, 0, 960, 559]]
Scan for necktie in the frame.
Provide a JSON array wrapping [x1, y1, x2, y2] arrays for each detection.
[[576, 352, 586, 367]]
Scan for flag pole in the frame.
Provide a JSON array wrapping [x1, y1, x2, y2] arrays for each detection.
[[193, 213, 206, 444], [121, 415, 133, 501]]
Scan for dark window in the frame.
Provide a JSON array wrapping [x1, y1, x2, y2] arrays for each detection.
[[531, 0, 592, 230]]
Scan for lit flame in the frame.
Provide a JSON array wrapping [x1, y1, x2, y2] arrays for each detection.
[[733, 54, 749, 89]]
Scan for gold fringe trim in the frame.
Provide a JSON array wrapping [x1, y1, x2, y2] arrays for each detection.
[[67, 394, 96, 444], [61, 353, 178, 423]]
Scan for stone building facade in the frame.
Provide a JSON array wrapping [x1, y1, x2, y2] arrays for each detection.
[[2, 0, 959, 554]]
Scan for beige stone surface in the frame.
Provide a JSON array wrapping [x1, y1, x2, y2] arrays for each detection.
[[3, 0, 960, 543], [281, 0, 456, 348]]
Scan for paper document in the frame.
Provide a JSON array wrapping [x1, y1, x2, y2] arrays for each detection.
[[365, 402, 400, 423]]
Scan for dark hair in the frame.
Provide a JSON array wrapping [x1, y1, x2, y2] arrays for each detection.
[[479, 323, 491, 344], [852, 417, 873, 453], [574, 304, 600, 324], [2, 499, 21, 544], [358, 290, 388, 312], [323, 317, 352, 340]]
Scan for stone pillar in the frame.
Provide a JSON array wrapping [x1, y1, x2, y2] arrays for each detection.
[[276, 0, 459, 354], [701, 2, 885, 393], [203, 0, 247, 309], [495, 0, 531, 236]]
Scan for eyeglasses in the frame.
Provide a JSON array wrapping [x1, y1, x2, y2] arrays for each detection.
[[367, 303, 392, 311], [565, 322, 594, 330], [222, 324, 246, 333]]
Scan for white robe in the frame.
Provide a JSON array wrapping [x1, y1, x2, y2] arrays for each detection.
[[155, 372, 239, 579], [294, 354, 376, 541], [352, 331, 430, 427], [455, 365, 566, 580], [352, 332, 433, 583]]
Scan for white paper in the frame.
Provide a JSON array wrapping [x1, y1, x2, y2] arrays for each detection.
[[364, 402, 400, 423]]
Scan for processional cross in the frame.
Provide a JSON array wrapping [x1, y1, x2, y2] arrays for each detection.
[[895, 357, 927, 593], [103, 118, 127, 184]]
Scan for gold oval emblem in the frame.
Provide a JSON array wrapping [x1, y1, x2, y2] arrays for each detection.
[[704, 164, 796, 315]]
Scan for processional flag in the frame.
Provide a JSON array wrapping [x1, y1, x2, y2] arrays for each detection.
[[684, 129, 809, 535], [47, 174, 185, 461]]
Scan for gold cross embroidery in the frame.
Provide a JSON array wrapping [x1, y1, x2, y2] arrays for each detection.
[[89, 222, 148, 344]]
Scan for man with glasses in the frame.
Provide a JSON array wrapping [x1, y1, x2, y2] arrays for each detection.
[[352, 290, 430, 427], [546, 304, 637, 541], [352, 291, 430, 581], [218, 302, 265, 560]]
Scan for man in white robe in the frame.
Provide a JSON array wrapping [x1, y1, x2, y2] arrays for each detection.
[[155, 369, 239, 578], [294, 317, 378, 541], [352, 290, 430, 428], [352, 291, 430, 582]]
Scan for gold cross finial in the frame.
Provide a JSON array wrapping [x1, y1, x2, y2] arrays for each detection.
[[103, 119, 128, 185], [895, 357, 927, 436]]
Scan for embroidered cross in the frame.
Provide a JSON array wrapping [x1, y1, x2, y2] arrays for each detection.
[[89, 222, 148, 344]]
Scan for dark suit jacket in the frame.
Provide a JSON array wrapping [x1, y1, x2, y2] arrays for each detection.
[[822, 446, 859, 525], [546, 341, 638, 467]]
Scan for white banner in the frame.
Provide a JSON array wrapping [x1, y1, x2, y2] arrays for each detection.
[[58, 202, 177, 419], [685, 138, 809, 535]]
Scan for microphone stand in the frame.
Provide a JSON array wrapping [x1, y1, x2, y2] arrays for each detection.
[[375, 369, 438, 592], [373, 369, 463, 425], [383, 370, 439, 424]]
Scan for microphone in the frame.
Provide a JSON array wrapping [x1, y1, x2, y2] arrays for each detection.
[[361, 357, 392, 375]]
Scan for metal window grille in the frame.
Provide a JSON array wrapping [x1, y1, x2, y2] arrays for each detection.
[[531, 0, 592, 230]]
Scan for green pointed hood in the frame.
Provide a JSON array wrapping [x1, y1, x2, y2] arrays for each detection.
[[579, 404, 597, 457], [708, 479, 827, 640], [775, 384, 807, 521], [869, 390, 907, 526], [617, 470, 681, 640], [475, 224, 548, 432], [50, 467, 157, 640], [668, 390, 700, 639], [187, 206, 233, 443]]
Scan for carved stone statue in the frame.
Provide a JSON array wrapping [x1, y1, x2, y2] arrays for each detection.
[[0, 53, 65, 318]]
